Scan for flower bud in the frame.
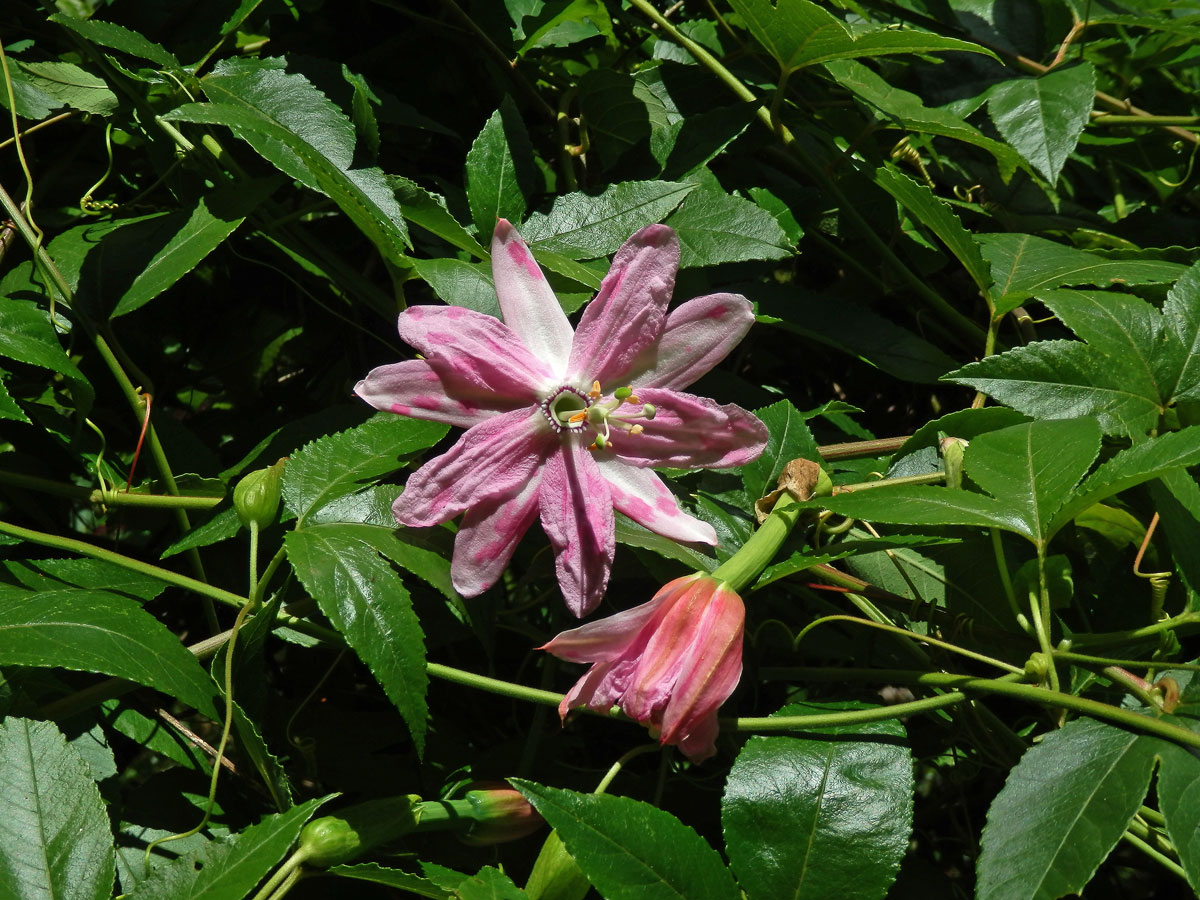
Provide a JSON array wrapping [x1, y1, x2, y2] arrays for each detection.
[[459, 784, 543, 845], [233, 457, 286, 529], [298, 795, 421, 867], [939, 436, 969, 490]]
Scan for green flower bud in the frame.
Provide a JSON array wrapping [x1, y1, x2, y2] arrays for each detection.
[[298, 795, 421, 868], [939, 436, 968, 490], [233, 457, 286, 529]]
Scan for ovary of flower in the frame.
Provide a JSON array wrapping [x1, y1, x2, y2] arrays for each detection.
[[542, 573, 745, 762], [354, 219, 767, 617]]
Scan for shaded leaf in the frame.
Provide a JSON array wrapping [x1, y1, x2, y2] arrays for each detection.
[[465, 96, 536, 236], [664, 189, 793, 267], [987, 63, 1095, 184], [286, 529, 428, 753], [328, 862, 453, 899], [50, 13, 181, 68], [392, 176, 486, 259]]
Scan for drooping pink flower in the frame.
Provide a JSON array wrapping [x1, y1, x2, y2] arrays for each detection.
[[355, 220, 766, 616], [542, 573, 744, 761]]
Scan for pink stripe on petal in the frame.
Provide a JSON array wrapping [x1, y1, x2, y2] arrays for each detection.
[[613, 388, 768, 469], [356, 359, 524, 428], [629, 293, 756, 391], [491, 220, 574, 378], [393, 408, 552, 527], [539, 439, 616, 617], [397, 305, 550, 399], [596, 460, 717, 545], [567, 225, 678, 386], [452, 474, 542, 597]]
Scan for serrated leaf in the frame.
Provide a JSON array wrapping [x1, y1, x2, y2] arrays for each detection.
[[1162, 261, 1200, 402], [0, 717, 115, 900], [664, 189, 792, 267], [1050, 426, 1200, 536], [455, 867, 530, 900], [3, 557, 166, 601], [825, 59, 1023, 181], [0, 299, 91, 395], [741, 399, 819, 503], [125, 796, 329, 900], [977, 233, 1186, 313], [392, 176, 486, 259], [160, 506, 241, 559], [614, 514, 718, 572], [521, 181, 695, 258], [411, 258, 500, 318], [50, 13, 181, 68], [722, 701, 912, 900], [11, 60, 117, 116], [286, 528, 428, 753], [947, 339, 1165, 437], [977, 717, 1157, 900], [281, 414, 448, 524], [874, 167, 991, 299], [0, 588, 218, 718], [1150, 468, 1200, 592], [1157, 732, 1200, 892], [0, 375, 28, 422], [964, 418, 1100, 545], [729, 0, 994, 71], [517, 0, 612, 52], [328, 862, 453, 898], [513, 779, 739, 900], [169, 59, 409, 262], [987, 63, 1094, 185], [466, 96, 536, 236], [577, 69, 665, 171]]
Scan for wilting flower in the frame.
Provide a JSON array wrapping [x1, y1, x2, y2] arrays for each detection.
[[542, 573, 744, 761], [356, 220, 766, 616]]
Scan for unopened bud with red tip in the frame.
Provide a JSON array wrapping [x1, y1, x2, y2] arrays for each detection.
[[233, 457, 286, 529], [459, 784, 543, 845]]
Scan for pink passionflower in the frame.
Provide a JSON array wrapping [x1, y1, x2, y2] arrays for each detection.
[[355, 219, 766, 616], [542, 573, 744, 762]]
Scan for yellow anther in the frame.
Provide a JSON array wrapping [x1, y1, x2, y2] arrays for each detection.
[[629, 424, 644, 436], [568, 410, 588, 423], [589, 380, 603, 400], [626, 394, 641, 406]]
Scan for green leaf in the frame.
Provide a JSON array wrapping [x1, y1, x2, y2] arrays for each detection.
[[160, 506, 241, 559], [1049, 426, 1200, 536], [328, 862, 453, 898], [0, 588, 218, 718], [614, 514, 718, 572], [0, 375, 28, 422], [281, 414, 448, 524], [977, 233, 1186, 313], [170, 60, 409, 262], [517, 0, 612, 53], [110, 185, 262, 317], [513, 779, 739, 900], [825, 60, 1023, 181], [125, 796, 330, 900], [1157, 736, 1200, 892], [4, 60, 117, 117], [50, 13, 182, 68], [3, 557, 166, 601], [521, 181, 695, 258], [976, 717, 1157, 900], [576, 69, 665, 171], [286, 528, 428, 753], [455, 867, 530, 900], [874, 167, 991, 299], [663, 189, 793, 268], [1150, 468, 1200, 592], [741, 398, 819, 503], [987, 63, 1095, 185], [728, 0, 994, 71], [963, 418, 1101, 545], [392, 176, 486, 259], [722, 701, 912, 900], [804, 486, 1015, 535], [465, 96, 536, 237], [1162, 261, 1200, 402], [0, 717, 115, 900], [0, 299, 90, 390], [945, 348, 1146, 438], [411, 258, 500, 318]]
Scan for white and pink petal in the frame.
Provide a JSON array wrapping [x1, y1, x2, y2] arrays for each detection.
[[491, 220, 574, 378], [393, 408, 553, 528], [567, 225, 678, 387], [451, 474, 542, 597], [355, 359, 522, 429], [539, 438, 616, 617], [628, 293, 755, 391], [612, 388, 768, 469], [596, 460, 717, 546]]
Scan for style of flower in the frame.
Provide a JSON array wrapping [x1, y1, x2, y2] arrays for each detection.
[[355, 219, 766, 616], [541, 573, 744, 762]]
